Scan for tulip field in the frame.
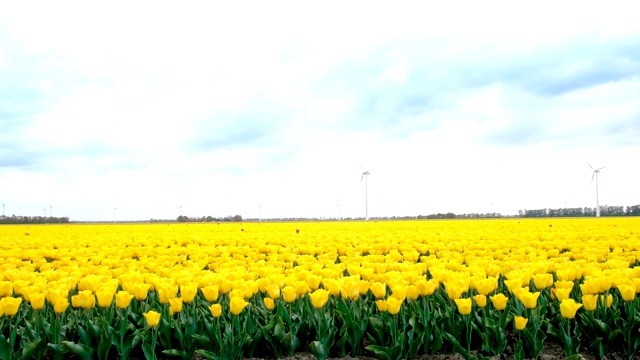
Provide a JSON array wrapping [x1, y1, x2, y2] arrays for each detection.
[[1, 218, 640, 360]]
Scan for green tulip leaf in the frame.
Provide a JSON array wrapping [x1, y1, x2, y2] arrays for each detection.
[[310, 341, 330, 360], [61, 341, 93, 360], [17, 338, 41, 360]]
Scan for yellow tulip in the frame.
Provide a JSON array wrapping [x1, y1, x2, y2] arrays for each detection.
[[180, 284, 198, 303], [597, 277, 613, 292], [475, 277, 498, 295], [554, 280, 575, 290], [263, 297, 275, 311], [95, 290, 114, 308], [341, 280, 360, 300], [416, 279, 439, 296], [29, 292, 46, 311], [295, 282, 310, 297], [376, 299, 388, 312], [514, 316, 528, 330], [0, 281, 13, 297], [54, 298, 69, 314], [520, 291, 540, 309], [267, 284, 281, 299], [143, 310, 161, 327], [132, 283, 150, 301], [309, 289, 330, 309], [445, 284, 465, 300], [473, 294, 487, 308], [581, 294, 598, 311], [406, 285, 419, 301], [115, 291, 134, 309], [559, 298, 583, 319], [1, 297, 22, 316], [391, 286, 407, 302], [579, 281, 599, 295], [201, 285, 219, 302], [552, 288, 572, 302], [533, 273, 554, 290], [307, 275, 321, 291], [504, 278, 524, 293], [490, 293, 509, 311], [385, 296, 403, 315], [72, 290, 95, 309], [619, 285, 636, 302], [282, 286, 297, 303], [370, 282, 387, 299], [229, 296, 249, 315], [257, 278, 270, 293], [169, 298, 183, 313], [209, 303, 222, 318], [454, 298, 472, 315]]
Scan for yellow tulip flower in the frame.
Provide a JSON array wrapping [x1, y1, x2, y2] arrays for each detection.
[[169, 298, 183, 313], [54, 298, 69, 314], [376, 299, 388, 312], [267, 284, 281, 299], [475, 277, 498, 295], [1, 297, 22, 316], [95, 290, 114, 308], [490, 293, 509, 311], [533, 273, 553, 290], [143, 310, 161, 327], [201, 285, 219, 302], [385, 296, 403, 315], [29, 292, 46, 311], [406, 285, 419, 301], [309, 289, 330, 309], [520, 291, 540, 309], [618, 285, 636, 302], [0, 281, 13, 297], [581, 294, 598, 311], [115, 291, 134, 309], [229, 296, 249, 315], [454, 298, 472, 315], [552, 288, 572, 302], [473, 294, 487, 308], [209, 303, 222, 318], [282, 286, 297, 303], [263, 297, 275, 311], [370, 282, 387, 299], [560, 299, 583, 319], [445, 283, 465, 300], [180, 284, 198, 303], [514, 316, 528, 330], [132, 283, 151, 301]]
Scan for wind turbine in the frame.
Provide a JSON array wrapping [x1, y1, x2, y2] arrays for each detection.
[[361, 169, 371, 220], [588, 162, 605, 217]]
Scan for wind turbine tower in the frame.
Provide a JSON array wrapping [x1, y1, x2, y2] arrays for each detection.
[[588, 162, 605, 217], [361, 170, 371, 220]]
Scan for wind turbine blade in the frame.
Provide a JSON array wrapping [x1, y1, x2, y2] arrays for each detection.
[[591, 173, 595, 183], [596, 166, 605, 171], [587, 162, 593, 169], [360, 173, 364, 183]]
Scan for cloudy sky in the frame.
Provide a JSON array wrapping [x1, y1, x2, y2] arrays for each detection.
[[1, 1, 639, 221]]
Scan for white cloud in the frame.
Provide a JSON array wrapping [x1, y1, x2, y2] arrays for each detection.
[[1, 1, 640, 221]]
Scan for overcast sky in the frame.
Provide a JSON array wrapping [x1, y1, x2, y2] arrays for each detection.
[[1, 1, 639, 221]]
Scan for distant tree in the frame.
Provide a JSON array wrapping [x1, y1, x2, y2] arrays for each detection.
[[233, 215, 242, 222]]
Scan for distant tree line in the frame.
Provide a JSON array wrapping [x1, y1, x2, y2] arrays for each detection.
[[519, 205, 640, 218], [0, 215, 70, 224], [176, 215, 242, 223]]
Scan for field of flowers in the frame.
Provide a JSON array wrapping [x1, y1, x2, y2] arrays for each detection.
[[1, 218, 640, 360]]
